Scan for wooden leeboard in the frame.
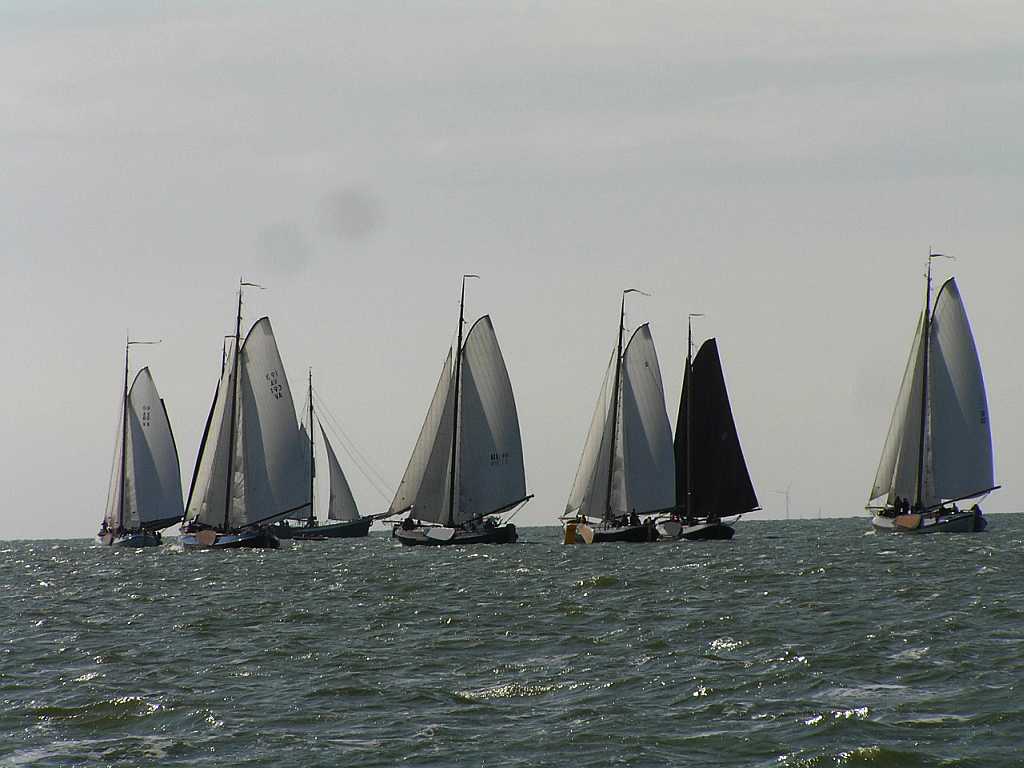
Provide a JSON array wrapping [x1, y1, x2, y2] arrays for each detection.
[[894, 514, 922, 530], [196, 529, 219, 547]]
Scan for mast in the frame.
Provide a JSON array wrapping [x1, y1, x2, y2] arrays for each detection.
[[604, 294, 627, 522], [685, 313, 703, 521], [913, 254, 934, 510], [685, 318, 693, 520], [308, 368, 315, 526], [446, 275, 478, 527], [222, 283, 245, 532], [118, 335, 130, 533]]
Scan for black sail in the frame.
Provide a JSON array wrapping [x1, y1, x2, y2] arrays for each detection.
[[674, 339, 758, 518]]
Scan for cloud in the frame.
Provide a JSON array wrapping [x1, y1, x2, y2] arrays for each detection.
[[319, 187, 384, 243], [255, 222, 312, 275]]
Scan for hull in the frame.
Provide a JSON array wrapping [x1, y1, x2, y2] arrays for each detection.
[[274, 517, 372, 540], [98, 530, 162, 548], [179, 527, 281, 550], [396, 524, 518, 546], [572, 523, 660, 543], [678, 522, 735, 541], [871, 507, 986, 534]]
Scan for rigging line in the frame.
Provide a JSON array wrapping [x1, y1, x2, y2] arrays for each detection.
[[311, 388, 393, 493], [311, 390, 395, 502]]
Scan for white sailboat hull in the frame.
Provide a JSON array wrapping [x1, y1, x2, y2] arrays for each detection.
[[871, 507, 986, 534]]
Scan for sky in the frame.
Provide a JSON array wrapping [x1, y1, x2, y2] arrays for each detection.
[[3, 1, 1022, 538]]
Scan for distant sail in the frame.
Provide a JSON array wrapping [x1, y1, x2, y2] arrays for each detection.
[[565, 352, 616, 519], [870, 277, 994, 507], [287, 424, 315, 522], [925, 278, 994, 502], [674, 339, 757, 517], [105, 368, 184, 531], [620, 324, 675, 516], [455, 316, 528, 524], [870, 314, 926, 503], [320, 423, 360, 522], [234, 318, 308, 527], [185, 318, 308, 529], [388, 350, 455, 524], [186, 342, 237, 527], [565, 325, 673, 520]]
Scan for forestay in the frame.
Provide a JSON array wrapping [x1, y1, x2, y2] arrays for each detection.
[[925, 278, 993, 502], [455, 316, 528, 525], [320, 424, 360, 522]]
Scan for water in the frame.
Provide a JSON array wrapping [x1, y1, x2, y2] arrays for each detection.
[[2, 518, 1022, 767]]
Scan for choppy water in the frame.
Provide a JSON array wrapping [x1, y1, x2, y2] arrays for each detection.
[[2, 518, 1022, 767]]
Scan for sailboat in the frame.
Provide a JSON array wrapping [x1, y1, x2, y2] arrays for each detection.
[[563, 290, 675, 544], [272, 372, 373, 540], [180, 283, 309, 549], [671, 316, 760, 540], [388, 275, 532, 546], [868, 254, 998, 533], [98, 338, 184, 547]]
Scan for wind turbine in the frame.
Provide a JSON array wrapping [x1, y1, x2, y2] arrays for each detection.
[[771, 483, 792, 520]]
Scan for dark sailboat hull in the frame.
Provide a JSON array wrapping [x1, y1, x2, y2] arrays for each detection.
[[395, 524, 518, 546], [677, 522, 734, 540], [592, 524, 660, 543], [275, 517, 372, 540], [179, 527, 281, 550], [98, 530, 162, 548], [871, 507, 986, 534]]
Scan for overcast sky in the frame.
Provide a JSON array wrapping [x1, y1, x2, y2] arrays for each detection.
[[3, 1, 1022, 538]]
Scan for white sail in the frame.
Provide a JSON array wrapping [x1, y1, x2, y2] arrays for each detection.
[[123, 369, 184, 529], [103, 404, 126, 530], [925, 278, 994, 502], [619, 324, 675, 515], [454, 316, 527, 525], [870, 314, 926, 503], [320, 424, 360, 522], [185, 343, 237, 528], [388, 350, 455, 524], [286, 423, 315, 522], [234, 317, 309, 527], [565, 351, 617, 519]]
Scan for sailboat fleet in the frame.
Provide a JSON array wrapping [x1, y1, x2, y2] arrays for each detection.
[[98, 257, 1002, 548]]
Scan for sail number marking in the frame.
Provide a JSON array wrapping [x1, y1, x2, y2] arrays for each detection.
[[490, 451, 510, 466], [141, 405, 152, 427], [266, 371, 284, 400]]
